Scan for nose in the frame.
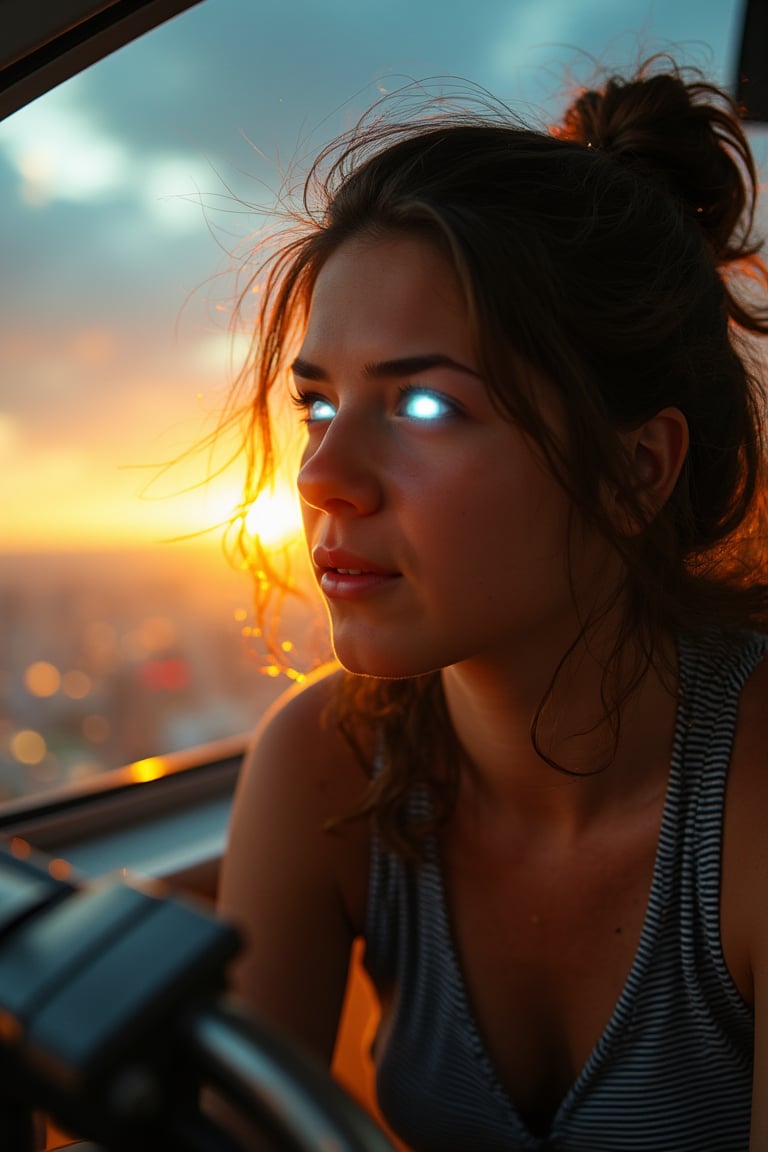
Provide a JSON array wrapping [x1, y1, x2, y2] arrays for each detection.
[[297, 413, 383, 516]]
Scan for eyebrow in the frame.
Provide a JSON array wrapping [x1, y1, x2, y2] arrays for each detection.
[[290, 353, 482, 382]]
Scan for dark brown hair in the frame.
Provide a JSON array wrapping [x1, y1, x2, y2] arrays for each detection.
[[230, 59, 768, 856]]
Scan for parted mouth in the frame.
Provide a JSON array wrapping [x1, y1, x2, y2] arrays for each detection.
[[312, 547, 398, 578]]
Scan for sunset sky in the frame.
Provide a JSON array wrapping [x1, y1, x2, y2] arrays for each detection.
[[0, 0, 757, 553]]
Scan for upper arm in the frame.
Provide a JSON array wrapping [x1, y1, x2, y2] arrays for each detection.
[[751, 905, 768, 1150], [721, 656, 768, 1149], [217, 666, 371, 1066], [752, 1003, 768, 1150]]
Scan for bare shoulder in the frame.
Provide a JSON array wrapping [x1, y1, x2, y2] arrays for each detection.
[[248, 662, 363, 770], [721, 649, 768, 1006], [726, 652, 768, 1149], [239, 664, 371, 833], [217, 664, 373, 1066], [226, 663, 372, 928], [725, 645, 768, 850]]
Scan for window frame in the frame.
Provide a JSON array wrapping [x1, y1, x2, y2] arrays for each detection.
[[0, 0, 205, 121], [0, 733, 246, 894]]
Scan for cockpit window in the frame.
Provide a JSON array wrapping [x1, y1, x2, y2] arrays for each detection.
[[0, 0, 747, 801]]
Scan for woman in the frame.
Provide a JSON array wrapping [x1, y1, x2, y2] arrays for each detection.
[[217, 59, 768, 1149]]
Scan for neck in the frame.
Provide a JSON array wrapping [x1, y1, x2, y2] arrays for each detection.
[[440, 632, 678, 832]]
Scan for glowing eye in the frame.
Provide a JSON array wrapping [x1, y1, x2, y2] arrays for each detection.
[[307, 397, 336, 423], [400, 390, 452, 421]]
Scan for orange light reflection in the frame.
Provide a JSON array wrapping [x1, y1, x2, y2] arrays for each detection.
[[129, 756, 167, 783]]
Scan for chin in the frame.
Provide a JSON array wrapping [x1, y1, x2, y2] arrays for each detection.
[[332, 640, 443, 681]]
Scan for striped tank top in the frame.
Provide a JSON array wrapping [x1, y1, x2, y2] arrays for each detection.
[[362, 629, 768, 1151]]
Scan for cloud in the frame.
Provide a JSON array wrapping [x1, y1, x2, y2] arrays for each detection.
[[142, 155, 223, 233], [0, 77, 220, 238], [0, 91, 130, 205]]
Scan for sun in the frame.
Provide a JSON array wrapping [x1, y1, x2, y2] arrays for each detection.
[[244, 485, 303, 549]]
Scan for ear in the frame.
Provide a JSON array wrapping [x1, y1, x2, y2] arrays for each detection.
[[615, 407, 689, 534]]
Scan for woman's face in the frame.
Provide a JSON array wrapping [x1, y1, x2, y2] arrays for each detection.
[[295, 232, 611, 680]]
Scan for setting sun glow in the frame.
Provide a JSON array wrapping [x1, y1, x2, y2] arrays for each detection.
[[244, 486, 303, 550]]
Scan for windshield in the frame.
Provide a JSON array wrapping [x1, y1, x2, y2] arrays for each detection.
[[0, 0, 757, 801]]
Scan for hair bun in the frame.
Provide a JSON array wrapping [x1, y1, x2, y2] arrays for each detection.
[[557, 61, 759, 273]]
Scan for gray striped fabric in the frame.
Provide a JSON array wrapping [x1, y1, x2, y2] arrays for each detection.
[[363, 629, 768, 1151]]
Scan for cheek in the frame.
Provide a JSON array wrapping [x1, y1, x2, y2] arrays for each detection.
[[456, 463, 566, 552], [452, 473, 575, 606]]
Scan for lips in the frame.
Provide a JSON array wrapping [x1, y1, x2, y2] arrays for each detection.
[[312, 546, 397, 579], [312, 546, 400, 600]]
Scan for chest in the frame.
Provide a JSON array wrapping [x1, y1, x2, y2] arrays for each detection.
[[440, 808, 662, 1135]]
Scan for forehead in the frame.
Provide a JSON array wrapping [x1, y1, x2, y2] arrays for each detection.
[[300, 232, 472, 359]]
